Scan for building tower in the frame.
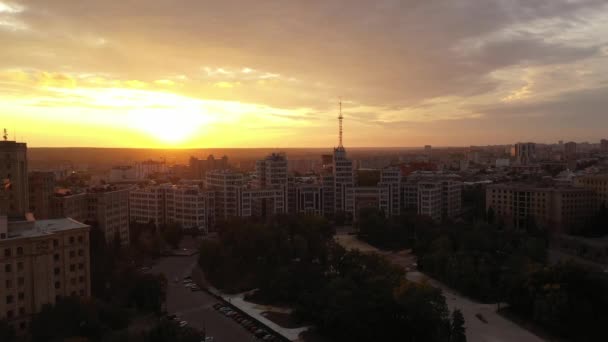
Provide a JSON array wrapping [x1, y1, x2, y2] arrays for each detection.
[[0, 129, 29, 216], [332, 102, 354, 215]]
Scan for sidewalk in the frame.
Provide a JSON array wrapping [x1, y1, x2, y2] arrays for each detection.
[[193, 267, 310, 341]]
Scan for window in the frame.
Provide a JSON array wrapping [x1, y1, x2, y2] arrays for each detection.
[[4, 248, 11, 257], [6, 295, 13, 304], [18, 307, 25, 316], [54, 281, 60, 289], [17, 277, 24, 286], [17, 262, 23, 271], [78, 263, 84, 270], [54, 253, 60, 261], [69, 251, 75, 258], [54, 267, 60, 275], [6, 279, 12, 288], [78, 236, 83, 243], [53, 239, 58, 247], [7, 310, 13, 319], [70, 278, 76, 285], [69, 237, 75, 244], [78, 249, 84, 257], [16, 247, 23, 256], [18, 292, 24, 300], [19, 322, 26, 330], [5, 264, 11, 272], [79, 276, 85, 283], [70, 264, 76, 272]]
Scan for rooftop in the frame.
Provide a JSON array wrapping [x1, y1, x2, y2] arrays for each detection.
[[6, 217, 89, 240]]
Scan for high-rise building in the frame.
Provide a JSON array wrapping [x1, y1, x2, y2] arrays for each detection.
[[513, 142, 536, 165], [189, 155, 229, 179], [400, 172, 462, 222], [28, 171, 56, 220], [239, 188, 286, 218], [255, 153, 288, 188], [379, 167, 401, 217], [1, 135, 90, 333], [0, 136, 29, 217], [295, 184, 323, 216], [600, 139, 608, 152], [165, 185, 214, 231], [52, 186, 131, 246], [206, 170, 243, 220], [564, 141, 577, 159]]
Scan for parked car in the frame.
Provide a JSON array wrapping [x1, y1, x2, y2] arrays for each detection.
[[254, 329, 268, 338], [179, 321, 188, 327], [212, 303, 223, 310]]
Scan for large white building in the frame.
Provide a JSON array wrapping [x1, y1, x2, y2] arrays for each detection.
[[52, 186, 131, 246], [255, 153, 288, 188], [130, 184, 215, 232], [206, 170, 244, 220]]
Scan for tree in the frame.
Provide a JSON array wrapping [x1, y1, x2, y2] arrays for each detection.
[[161, 222, 184, 249], [0, 320, 15, 342], [450, 309, 467, 342]]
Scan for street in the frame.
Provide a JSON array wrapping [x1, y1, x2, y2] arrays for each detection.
[[150, 255, 256, 342]]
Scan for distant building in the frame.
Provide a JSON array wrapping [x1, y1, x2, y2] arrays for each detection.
[[206, 170, 243, 220], [513, 142, 536, 165], [564, 141, 577, 159], [0, 139, 29, 217], [486, 183, 596, 233], [576, 174, 608, 208], [189, 155, 229, 179], [131, 184, 215, 232], [332, 147, 355, 215], [400, 172, 462, 222], [52, 186, 131, 246], [0, 217, 91, 333], [109, 166, 136, 182], [28, 171, 56, 220], [135, 160, 168, 180], [255, 153, 288, 188], [295, 184, 323, 216], [424, 145, 432, 157], [600, 139, 608, 152], [239, 188, 286, 218]]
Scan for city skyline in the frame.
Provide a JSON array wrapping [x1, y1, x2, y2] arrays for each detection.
[[2, 0, 608, 148]]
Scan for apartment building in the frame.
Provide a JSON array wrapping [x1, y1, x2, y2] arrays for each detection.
[[28, 171, 56, 220], [52, 186, 131, 246], [255, 153, 288, 188], [130, 184, 215, 232], [486, 183, 596, 233], [576, 174, 608, 207], [239, 187, 286, 218], [206, 170, 243, 220], [0, 139, 28, 217], [332, 146, 355, 215], [0, 216, 90, 333]]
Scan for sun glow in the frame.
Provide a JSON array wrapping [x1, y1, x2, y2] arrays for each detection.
[[129, 110, 208, 144]]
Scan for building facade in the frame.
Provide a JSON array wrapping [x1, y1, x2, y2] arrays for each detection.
[[486, 183, 596, 233], [206, 170, 243, 220], [28, 171, 56, 220], [0, 217, 91, 333], [0, 139, 28, 217]]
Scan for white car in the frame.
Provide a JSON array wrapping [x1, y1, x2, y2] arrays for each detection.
[[179, 321, 188, 327]]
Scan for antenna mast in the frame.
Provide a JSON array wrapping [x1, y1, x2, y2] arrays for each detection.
[[2, 128, 7, 141], [338, 99, 343, 147]]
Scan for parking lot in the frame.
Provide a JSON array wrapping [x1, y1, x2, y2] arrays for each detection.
[[151, 255, 260, 342]]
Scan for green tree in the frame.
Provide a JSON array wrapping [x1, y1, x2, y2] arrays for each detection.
[[450, 309, 467, 342], [161, 222, 184, 249], [0, 320, 15, 342]]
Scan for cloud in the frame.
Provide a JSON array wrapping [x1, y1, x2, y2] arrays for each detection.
[[2, 0, 608, 146]]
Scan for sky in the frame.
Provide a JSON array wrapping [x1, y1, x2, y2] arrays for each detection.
[[1, 0, 608, 148]]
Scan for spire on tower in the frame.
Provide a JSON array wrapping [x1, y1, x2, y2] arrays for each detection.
[[338, 99, 343, 147]]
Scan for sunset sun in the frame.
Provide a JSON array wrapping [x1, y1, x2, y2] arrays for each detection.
[[129, 110, 208, 144]]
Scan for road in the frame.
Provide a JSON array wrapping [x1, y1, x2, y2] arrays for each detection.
[[336, 233, 545, 342], [150, 255, 255, 342]]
